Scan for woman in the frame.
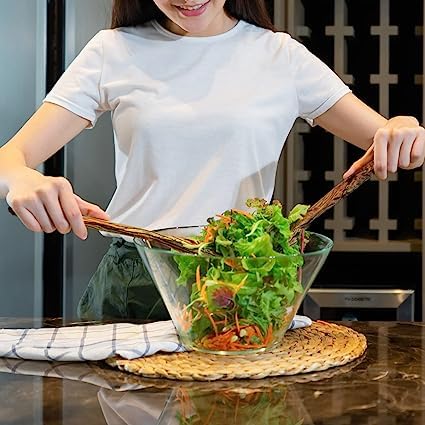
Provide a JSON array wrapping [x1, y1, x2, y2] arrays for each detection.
[[0, 0, 423, 320]]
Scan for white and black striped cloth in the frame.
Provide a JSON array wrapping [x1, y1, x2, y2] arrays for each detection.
[[0, 316, 312, 362]]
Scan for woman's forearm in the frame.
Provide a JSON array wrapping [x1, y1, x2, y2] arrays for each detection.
[[315, 93, 389, 149], [0, 102, 111, 239], [0, 102, 89, 198], [0, 144, 31, 198]]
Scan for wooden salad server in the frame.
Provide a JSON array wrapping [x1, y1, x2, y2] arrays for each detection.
[[8, 160, 375, 252], [82, 216, 200, 254], [289, 160, 375, 243], [84, 160, 375, 251]]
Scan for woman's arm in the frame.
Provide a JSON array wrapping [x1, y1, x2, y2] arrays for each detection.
[[315, 93, 425, 179], [0, 102, 109, 239]]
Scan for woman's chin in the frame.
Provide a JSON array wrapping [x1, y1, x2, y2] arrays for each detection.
[[171, 20, 214, 36]]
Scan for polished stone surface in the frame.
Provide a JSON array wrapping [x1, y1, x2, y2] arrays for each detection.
[[1, 320, 425, 424]]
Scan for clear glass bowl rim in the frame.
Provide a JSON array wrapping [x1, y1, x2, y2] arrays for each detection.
[[133, 228, 333, 259]]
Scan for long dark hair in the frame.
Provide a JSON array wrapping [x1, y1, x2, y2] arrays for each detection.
[[111, 0, 275, 32]]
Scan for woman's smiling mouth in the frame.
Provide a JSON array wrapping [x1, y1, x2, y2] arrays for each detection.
[[174, 1, 211, 17]]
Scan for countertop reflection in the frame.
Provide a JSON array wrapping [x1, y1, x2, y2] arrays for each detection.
[[1, 320, 425, 424]]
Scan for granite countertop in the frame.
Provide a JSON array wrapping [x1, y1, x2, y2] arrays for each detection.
[[0, 320, 424, 424]]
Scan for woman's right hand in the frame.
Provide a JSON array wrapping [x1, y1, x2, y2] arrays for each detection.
[[0, 103, 110, 240], [6, 167, 109, 240]]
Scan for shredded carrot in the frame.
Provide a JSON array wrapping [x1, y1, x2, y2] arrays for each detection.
[[204, 226, 216, 243], [224, 259, 238, 269], [204, 308, 218, 336], [216, 214, 232, 228], [254, 325, 263, 340], [224, 259, 244, 272], [200, 282, 208, 303], [198, 323, 273, 351], [177, 306, 192, 332], [264, 324, 273, 345], [244, 326, 256, 338], [195, 265, 201, 292], [231, 208, 253, 219], [229, 342, 265, 350], [235, 312, 240, 334]]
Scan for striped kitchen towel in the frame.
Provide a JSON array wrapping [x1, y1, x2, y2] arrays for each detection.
[[0, 316, 312, 362]]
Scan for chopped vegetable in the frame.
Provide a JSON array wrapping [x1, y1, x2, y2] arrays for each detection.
[[173, 198, 309, 351]]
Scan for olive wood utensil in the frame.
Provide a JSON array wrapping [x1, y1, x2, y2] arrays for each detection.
[[7, 160, 375, 252], [7, 205, 211, 254], [82, 216, 201, 254], [289, 160, 375, 244]]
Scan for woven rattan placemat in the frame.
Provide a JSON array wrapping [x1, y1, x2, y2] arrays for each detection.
[[106, 321, 367, 381]]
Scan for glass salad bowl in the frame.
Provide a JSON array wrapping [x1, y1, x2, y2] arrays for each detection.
[[134, 226, 333, 355]]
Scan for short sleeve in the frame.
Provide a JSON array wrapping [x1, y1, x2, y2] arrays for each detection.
[[43, 31, 109, 128], [288, 37, 351, 126]]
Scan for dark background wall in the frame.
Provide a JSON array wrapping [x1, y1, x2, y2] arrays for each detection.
[[285, 0, 423, 320]]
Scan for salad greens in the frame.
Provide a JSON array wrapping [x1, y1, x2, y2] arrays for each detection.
[[174, 198, 309, 351]]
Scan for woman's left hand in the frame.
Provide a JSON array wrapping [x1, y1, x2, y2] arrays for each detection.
[[343, 116, 425, 180]]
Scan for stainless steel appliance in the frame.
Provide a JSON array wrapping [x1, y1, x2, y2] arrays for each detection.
[[303, 288, 415, 321], [0, 0, 114, 319]]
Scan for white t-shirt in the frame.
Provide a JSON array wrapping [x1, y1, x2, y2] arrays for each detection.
[[44, 20, 350, 231]]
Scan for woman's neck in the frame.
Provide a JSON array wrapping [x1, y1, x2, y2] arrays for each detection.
[[161, 13, 237, 37]]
